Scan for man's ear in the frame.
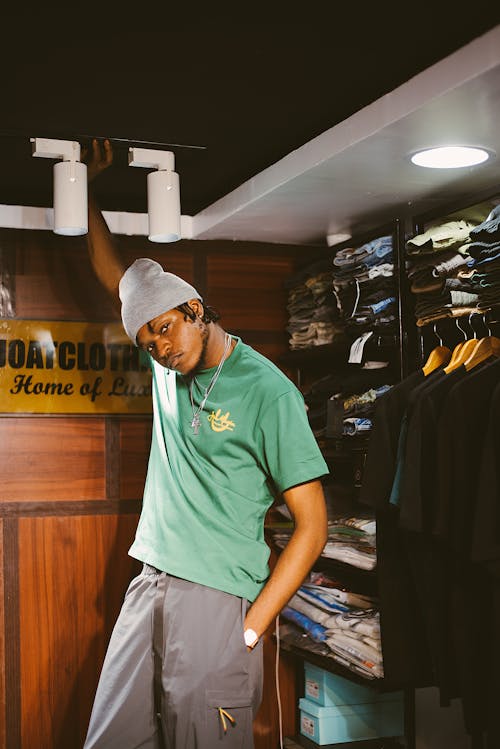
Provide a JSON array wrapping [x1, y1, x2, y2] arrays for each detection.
[[187, 299, 204, 319]]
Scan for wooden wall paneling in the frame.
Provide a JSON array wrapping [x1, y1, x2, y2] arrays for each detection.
[[3, 518, 20, 749], [0, 519, 7, 749], [191, 247, 207, 298], [0, 418, 106, 502], [253, 634, 298, 749], [18, 514, 140, 749], [253, 544, 298, 748], [119, 418, 152, 499], [209, 286, 289, 331], [9, 230, 197, 323], [207, 252, 298, 291], [105, 418, 121, 500], [206, 252, 290, 330], [241, 341, 290, 363], [12, 232, 117, 322], [121, 238, 196, 286], [206, 250, 298, 364]]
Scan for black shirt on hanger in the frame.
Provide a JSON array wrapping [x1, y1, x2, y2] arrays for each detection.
[[359, 367, 433, 687], [432, 357, 500, 739], [398, 366, 466, 533], [359, 368, 425, 511], [392, 366, 467, 708]]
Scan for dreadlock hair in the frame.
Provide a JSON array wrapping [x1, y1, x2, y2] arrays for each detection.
[[176, 301, 220, 324]]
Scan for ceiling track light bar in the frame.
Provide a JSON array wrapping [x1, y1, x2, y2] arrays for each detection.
[[0, 128, 206, 151], [99, 136, 207, 151]]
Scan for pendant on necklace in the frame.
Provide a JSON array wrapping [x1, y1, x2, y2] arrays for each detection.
[[191, 414, 201, 435]]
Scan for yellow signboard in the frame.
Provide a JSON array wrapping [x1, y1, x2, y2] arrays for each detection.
[[0, 319, 152, 414]]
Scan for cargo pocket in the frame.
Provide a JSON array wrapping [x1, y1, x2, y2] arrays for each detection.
[[206, 690, 253, 746]]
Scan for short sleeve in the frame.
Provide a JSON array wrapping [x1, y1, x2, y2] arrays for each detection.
[[258, 388, 329, 494]]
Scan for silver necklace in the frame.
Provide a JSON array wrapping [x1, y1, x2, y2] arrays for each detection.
[[189, 333, 232, 435]]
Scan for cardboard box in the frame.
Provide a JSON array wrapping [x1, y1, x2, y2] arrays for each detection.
[[299, 696, 404, 745], [304, 662, 402, 708]]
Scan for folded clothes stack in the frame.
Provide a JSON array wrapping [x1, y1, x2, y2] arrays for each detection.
[[341, 384, 392, 436], [462, 204, 500, 310], [332, 235, 398, 338], [273, 515, 377, 571], [285, 258, 345, 350], [280, 569, 383, 679], [322, 516, 377, 570], [303, 367, 394, 439], [404, 212, 499, 327]]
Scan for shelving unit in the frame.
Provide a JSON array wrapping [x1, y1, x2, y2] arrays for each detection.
[[276, 191, 500, 748], [276, 220, 416, 747]]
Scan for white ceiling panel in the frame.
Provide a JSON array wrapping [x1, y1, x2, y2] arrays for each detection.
[[191, 26, 500, 246]]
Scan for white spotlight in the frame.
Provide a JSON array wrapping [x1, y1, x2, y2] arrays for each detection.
[[31, 138, 88, 236], [410, 146, 492, 169], [128, 147, 181, 242]]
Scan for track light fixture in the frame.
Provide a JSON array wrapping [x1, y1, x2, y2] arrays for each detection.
[[31, 137, 88, 236], [128, 147, 181, 243]]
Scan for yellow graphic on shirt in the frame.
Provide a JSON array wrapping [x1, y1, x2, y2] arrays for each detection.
[[208, 408, 235, 432]]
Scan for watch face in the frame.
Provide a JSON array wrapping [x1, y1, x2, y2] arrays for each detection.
[[244, 628, 258, 647]]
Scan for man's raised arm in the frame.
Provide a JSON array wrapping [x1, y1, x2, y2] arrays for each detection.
[[84, 139, 125, 310]]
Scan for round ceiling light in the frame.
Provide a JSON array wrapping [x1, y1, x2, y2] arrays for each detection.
[[410, 145, 492, 169]]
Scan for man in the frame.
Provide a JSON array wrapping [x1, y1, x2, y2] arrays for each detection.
[[83, 139, 329, 749]]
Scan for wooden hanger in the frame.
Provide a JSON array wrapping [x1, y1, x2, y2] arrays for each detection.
[[422, 323, 451, 376], [422, 345, 451, 376], [462, 312, 500, 371], [443, 338, 477, 373], [445, 341, 464, 369], [443, 316, 477, 374], [462, 335, 500, 370]]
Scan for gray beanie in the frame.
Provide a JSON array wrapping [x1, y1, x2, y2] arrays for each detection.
[[119, 258, 202, 344]]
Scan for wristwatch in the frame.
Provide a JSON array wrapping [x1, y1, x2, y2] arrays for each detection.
[[244, 628, 259, 649]]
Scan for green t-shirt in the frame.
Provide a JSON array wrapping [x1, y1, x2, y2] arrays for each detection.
[[128, 336, 328, 601]]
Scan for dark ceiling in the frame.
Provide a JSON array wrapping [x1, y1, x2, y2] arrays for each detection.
[[1, 10, 499, 217]]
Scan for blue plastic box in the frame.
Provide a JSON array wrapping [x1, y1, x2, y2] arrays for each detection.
[[299, 696, 404, 745], [304, 662, 401, 708]]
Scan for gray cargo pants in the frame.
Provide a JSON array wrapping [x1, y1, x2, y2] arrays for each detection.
[[83, 564, 263, 748]]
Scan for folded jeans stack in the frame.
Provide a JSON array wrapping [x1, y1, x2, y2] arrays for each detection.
[[332, 235, 398, 339], [285, 259, 345, 350]]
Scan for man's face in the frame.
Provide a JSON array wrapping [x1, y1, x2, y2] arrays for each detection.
[[136, 301, 209, 376]]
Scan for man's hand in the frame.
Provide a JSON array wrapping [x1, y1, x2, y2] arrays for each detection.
[[82, 138, 113, 183]]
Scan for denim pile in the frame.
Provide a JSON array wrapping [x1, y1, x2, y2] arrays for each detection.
[[461, 204, 500, 310], [332, 235, 397, 337], [405, 218, 488, 327], [285, 258, 344, 350]]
